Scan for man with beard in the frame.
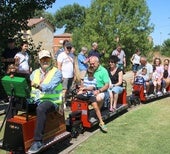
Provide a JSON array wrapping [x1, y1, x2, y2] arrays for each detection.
[[28, 50, 63, 154]]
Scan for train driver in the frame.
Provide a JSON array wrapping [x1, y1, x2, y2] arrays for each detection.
[[28, 50, 63, 154]]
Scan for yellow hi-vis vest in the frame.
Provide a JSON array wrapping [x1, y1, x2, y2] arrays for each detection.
[[31, 67, 62, 105]]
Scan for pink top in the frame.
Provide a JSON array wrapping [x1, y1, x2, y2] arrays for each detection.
[[156, 65, 164, 79]]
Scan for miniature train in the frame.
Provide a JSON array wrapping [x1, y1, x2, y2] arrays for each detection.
[[0, 75, 169, 154]]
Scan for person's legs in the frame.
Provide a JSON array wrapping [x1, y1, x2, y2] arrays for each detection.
[[34, 101, 56, 141], [109, 90, 113, 111], [91, 102, 104, 124], [28, 101, 56, 153], [112, 86, 123, 109]]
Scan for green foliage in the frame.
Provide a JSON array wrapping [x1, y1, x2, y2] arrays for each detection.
[[54, 3, 86, 33], [161, 39, 170, 57], [153, 45, 161, 52], [0, 0, 55, 49], [34, 10, 56, 27], [72, 0, 154, 66]]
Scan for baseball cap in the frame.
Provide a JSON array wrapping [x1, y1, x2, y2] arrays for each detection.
[[38, 50, 51, 59]]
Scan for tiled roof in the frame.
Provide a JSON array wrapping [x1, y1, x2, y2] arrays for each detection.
[[54, 33, 72, 37], [27, 18, 45, 27]]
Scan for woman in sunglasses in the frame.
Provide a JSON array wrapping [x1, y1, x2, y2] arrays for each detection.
[[57, 42, 75, 109], [108, 55, 123, 112]]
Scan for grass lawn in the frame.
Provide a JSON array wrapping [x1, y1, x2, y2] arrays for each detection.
[[70, 97, 170, 154]]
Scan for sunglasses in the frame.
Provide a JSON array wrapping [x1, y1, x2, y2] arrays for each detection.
[[66, 47, 72, 50]]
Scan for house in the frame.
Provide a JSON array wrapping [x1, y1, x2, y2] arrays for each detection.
[[53, 33, 72, 53], [22, 18, 55, 52]]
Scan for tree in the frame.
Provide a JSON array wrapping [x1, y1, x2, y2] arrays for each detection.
[[54, 3, 86, 33], [0, 0, 55, 48], [161, 39, 170, 57], [34, 10, 56, 27], [72, 0, 154, 66]]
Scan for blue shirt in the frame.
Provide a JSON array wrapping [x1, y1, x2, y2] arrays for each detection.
[[88, 49, 104, 59], [77, 52, 88, 71]]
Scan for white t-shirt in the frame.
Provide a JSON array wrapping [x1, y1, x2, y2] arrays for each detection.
[[57, 52, 74, 78], [137, 63, 153, 78], [132, 54, 140, 65], [14, 52, 29, 73], [112, 49, 126, 64]]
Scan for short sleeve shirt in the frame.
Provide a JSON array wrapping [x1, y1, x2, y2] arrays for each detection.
[[112, 49, 126, 64], [94, 65, 110, 88]]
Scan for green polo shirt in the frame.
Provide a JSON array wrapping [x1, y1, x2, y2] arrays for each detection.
[[94, 65, 110, 88]]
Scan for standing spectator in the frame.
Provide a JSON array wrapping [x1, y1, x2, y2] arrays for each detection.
[[54, 39, 69, 61], [88, 42, 105, 59], [14, 41, 30, 74], [112, 44, 126, 73], [57, 42, 75, 108], [77, 47, 89, 84], [107, 55, 124, 112], [130, 49, 141, 75], [1, 38, 19, 72]]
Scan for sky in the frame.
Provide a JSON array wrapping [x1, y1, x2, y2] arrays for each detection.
[[46, 0, 170, 46]]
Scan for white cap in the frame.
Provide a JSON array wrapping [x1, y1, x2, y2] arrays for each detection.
[[38, 50, 51, 59]]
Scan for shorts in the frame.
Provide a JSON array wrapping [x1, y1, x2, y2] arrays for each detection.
[[110, 86, 123, 94], [98, 90, 110, 102], [132, 64, 140, 72], [76, 94, 96, 103], [62, 77, 74, 90]]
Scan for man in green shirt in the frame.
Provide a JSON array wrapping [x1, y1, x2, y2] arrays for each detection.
[[89, 56, 110, 132]]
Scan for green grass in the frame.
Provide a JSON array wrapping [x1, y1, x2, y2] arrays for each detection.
[[70, 97, 170, 154]]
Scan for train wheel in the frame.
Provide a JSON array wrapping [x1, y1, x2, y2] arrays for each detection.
[[71, 127, 79, 138], [78, 123, 84, 134], [136, 98, 141, 105]]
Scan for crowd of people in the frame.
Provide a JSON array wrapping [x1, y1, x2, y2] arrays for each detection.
[[1, 38, 170, 153]]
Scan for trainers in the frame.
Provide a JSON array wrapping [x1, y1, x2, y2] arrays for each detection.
[[148, 94, 155, 97], [28, 141, 44, 154], [163, 88, 167, 94], [157, 91, 162, 96], [99, 123, 107, 133], [89, 117, 97, 123]]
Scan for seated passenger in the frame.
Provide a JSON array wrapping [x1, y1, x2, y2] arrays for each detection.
[[137, 67, 149, 93], [152, 65, 163, 95], [89, 56, 110, 131], [28, 50, 63, 154], [77, 67, 107, 132], [108, 55, 123, 112], [162, 64, 170, 93], [136, 56, 153, 95], [153, 58, 164, 94]]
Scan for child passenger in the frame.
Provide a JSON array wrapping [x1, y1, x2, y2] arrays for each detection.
[[138, 67, 149, 93], [152, 65, 162, 95], [77, 67, 107, 132]]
